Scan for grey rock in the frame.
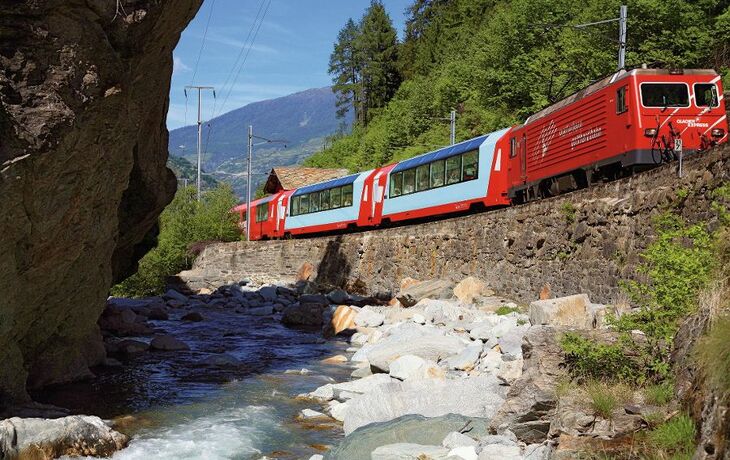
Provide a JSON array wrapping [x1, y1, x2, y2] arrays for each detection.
[[200, 354, 241, 367], [442, 431, 478, 449], [446, 343, 483, 371], [397, 279, 455, 308], [181, 312, 204, 322], [325, 414, 493, 460], [299, 294, 329, 304], [164, 289, 188, 303], [247, 305, 274, 316], [366, 334, 466, 373], [497, 324, 529, 360], [351, 365, 373, 379], [148, 306, 169, 321], [342, 374, 506, 434], [282, 302, 328, 327], [523, 444, 552, 460], [389, 355, 427, 381], [115, 339, 149, 355], [259, 286, 278, 301], [529, 294, 592, 328], [371, 443, 450, 459], [354, 308, 385, 328], [149, 334, 189, 351], [327, 289, 350, 304], [477, 444, 522, 460], [332, 373, 394, 400], [0, 415, 127, 458]]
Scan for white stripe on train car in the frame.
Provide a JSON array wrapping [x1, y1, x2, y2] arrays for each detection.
[[494, 148, 502, 172]]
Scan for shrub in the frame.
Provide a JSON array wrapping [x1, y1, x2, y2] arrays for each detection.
[[648, 413, 696, 456], [560, 332, 645, 383], [495, 305, 520, 315], [111, 184, 240, 297]]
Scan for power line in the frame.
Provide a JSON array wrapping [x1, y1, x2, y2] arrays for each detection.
[[190, 0, 217, 86]]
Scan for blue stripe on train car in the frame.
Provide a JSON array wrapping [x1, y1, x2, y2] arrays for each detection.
[[284, 170, 372, 230], [382, 128, 509, 216], [292, 173, 361, 197]]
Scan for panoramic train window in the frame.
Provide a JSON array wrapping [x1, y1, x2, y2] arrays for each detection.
[[445, 156, 461, 185], [695, 83, 719, 107], [641, 83, 689, 108], [616, 86, 627, 113], [430, 160, 445, 188], [255, 202, 269, 222], [402, 169, 415, 194], [290, 183, 355, 216], [389, 150, 479, 198], [416, 164, 430, 192]]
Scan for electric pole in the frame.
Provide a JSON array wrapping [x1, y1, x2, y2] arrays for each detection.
[[245, 127, 288, 241], [618, 5, 627, 71], [185, 85, 215, 201], [450, 109, 456, 145]]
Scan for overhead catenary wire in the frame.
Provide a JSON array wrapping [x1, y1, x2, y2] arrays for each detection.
[[189, 0, 217, 87]]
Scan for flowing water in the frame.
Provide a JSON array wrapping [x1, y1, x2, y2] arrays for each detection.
[[34, 305, 352, 459]]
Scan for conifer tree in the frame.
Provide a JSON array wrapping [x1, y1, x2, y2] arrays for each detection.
[[329, 18, 362, 122], [356, 0, 401, 125]]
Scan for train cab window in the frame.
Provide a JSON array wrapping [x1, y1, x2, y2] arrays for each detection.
[[415, 164, 430, 192], [390, 172, 403, 197], [462, 150, 478, 181], [695, 83, 719, 107], [255, 203, 269, 222], [641, 83, 689, 108], [331, 187, 342, 208], [445, 156, 461, 185], [402, 169, 416, 194], [342, 184, 354, 207], [430, 160, 445, 188], [510, 137, 517, 158], [290, 198, 299, 217], [320, 189, 330, 210], [616, 86, 628, 114]]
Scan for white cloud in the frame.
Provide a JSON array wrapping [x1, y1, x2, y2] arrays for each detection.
[[173, 56, 191, 75]]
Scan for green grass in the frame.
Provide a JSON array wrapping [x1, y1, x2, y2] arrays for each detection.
[[495, 305, 520, 315], [644, 381, 674, 406], [561, 202, 577, 223], [585, 381, 630, 419], [648, 413, 696, 456], [695, 313, 730, 396]]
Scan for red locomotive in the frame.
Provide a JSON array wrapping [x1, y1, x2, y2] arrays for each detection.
[[236, 68, 727, 240]]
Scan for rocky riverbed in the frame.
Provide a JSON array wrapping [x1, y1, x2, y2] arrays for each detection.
[[2, 275, 670, 459]]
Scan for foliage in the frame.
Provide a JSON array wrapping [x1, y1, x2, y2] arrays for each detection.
[[561, 202, 577, 223], [310, 0, 729, 171], [695, 314, 730, 396], [648, 413, 696, 458], [560, 332, 645, 382], [495, 305, 520, 315], [111, 184, 240, 297], [644, 381, 675, 406]]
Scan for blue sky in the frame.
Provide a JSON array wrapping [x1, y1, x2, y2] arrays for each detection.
[[169, 0, 412, 130]]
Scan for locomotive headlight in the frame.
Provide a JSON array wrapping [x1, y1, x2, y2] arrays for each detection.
[[711, 128, 725, 138], [644, 128, 658, 137]]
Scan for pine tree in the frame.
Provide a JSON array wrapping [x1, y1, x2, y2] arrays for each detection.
[[357, 0, 401, 125], [329, 18, 362, 121]]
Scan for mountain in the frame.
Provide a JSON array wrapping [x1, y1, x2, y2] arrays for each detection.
[[168, 87, 351, 197], [167, 155, 219, 190]]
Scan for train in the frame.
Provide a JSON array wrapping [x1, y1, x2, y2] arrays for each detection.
[[234, 68, 728, 240]]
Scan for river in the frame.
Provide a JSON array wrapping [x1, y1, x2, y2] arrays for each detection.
[[33, 304, 352, 459]]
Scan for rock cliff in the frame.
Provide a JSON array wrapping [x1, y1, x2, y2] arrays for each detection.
[[0, 0, 201, 407]]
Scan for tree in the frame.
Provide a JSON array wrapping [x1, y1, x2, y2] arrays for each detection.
[[357, 0, 402, 125], [329, 18, 362, 121]]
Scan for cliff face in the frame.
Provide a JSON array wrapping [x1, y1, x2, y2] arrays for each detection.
[[0, 0, 201, 406]]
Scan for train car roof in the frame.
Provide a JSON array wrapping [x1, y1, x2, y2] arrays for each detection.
[[391, 134, 490, 174], [523, 68, 720, 125], [292, 172, 362, 197]]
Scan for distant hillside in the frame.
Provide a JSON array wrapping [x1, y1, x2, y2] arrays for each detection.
[[169, 87, 351, 197], [167, 155, 219, 190]]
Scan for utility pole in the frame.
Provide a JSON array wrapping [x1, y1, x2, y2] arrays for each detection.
[[618, 5, 627, 70], [450, 109, 456, 145], [185, 85, 215, 201]]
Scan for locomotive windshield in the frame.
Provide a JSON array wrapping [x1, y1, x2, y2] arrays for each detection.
[[641, 83, 689, 108], [695, 83, 719, 107]]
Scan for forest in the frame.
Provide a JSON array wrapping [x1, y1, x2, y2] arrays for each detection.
[[305, 0, 730, 172]]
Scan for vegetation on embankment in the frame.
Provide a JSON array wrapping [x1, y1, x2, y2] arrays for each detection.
[[111, 184, 241, 297], [306, 0, 729, 172]]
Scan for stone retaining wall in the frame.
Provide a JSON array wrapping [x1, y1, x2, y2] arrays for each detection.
[[181, 145, 729, 304]]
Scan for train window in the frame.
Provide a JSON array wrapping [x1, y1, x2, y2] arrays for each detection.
[[291, 197, 299, 217], [342, 184, 354, 206], [241, 211, 247, 222], [256, 203, 269, 222], [390, 172, 403, 197], [616, 86, 628, 114], [641, 83, 689, 108], [415, 164, 430, 192], [310, 192, 320, 213], [320, 189, 331, 210], [695, 83, 719, 107], [462, 150, 478, 181], [402, 169, 416, 194], [430, 160, 445, 188], [300, 195, 309, 214], [445, 156, 461, 185], [331, 187, 342, 208], [510, 138, 517, 158]]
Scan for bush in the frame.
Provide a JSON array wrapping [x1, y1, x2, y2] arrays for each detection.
[[111, 184, 240, 297], [648, 413, 696, 457], [560, 332, 645, 383]]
